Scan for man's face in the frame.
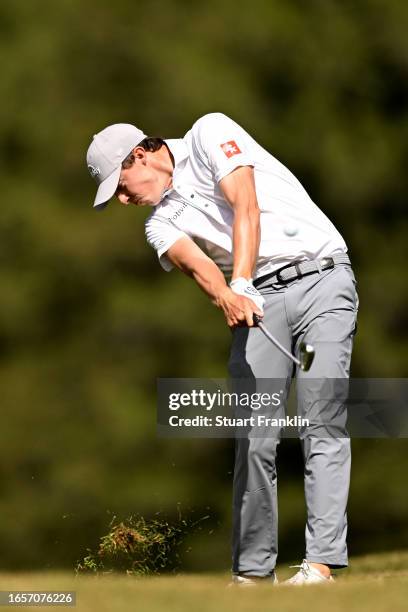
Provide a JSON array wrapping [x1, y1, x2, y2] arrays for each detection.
[[115, 149, 168, 207]]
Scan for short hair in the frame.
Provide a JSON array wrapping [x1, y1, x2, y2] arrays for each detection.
[[121, 137, 166, 169]]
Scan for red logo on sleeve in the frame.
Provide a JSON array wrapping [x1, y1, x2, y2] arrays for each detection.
[[220, 141, 242, 158]]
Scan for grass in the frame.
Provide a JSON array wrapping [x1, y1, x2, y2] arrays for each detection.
[[75, 514, 192, 575], [0, 550, 407, 612]]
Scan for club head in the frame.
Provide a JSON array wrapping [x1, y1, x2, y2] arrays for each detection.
[[299, 342, 315, 371]]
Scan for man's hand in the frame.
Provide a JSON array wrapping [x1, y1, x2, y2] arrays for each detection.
[[230, 277, 265, 311], [215, 284, 264, 327]]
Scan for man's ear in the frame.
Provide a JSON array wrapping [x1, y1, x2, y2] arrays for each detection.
[[132, 146, 147, 163]]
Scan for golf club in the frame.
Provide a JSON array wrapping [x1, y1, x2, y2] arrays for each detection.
[[253, 314, 315, 372]]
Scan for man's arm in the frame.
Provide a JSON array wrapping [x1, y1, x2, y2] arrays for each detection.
[[166, 237, 262, 327], [219, 165, 260, 281]]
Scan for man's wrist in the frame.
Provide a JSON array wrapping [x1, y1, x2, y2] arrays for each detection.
[[213, 284, 232, 307], [230, 276, 253, 287]]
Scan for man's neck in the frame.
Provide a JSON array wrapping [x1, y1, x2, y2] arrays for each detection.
[[160, 144, 175, 191], [163, 142, 175, 169]]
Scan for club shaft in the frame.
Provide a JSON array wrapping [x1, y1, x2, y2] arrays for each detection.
[[257, 321, 301, 367]]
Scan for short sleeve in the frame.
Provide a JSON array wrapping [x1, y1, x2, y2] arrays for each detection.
[[145, 214, 188, 271], [192, 113, 255, 183]]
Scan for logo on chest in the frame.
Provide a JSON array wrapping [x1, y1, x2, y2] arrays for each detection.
[[167, 202, 188, 223]]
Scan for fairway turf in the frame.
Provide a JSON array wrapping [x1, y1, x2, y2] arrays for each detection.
[[0, 550, 407, 612]]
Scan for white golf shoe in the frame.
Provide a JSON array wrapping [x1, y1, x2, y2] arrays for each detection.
[[229, 571, 278, 587], [282, 559, 334, 585]]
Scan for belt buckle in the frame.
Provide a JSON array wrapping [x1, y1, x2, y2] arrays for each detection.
[[275, 260, 304, 284], [320, 257, 335, 270]]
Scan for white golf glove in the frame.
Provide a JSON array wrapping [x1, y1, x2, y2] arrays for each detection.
[[229, 277, 265, 313]]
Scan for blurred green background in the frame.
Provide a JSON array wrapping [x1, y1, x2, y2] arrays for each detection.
[[0, 0, 407, 572]]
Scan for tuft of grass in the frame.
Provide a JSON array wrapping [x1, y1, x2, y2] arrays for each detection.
[[76, 513, 209, 576]]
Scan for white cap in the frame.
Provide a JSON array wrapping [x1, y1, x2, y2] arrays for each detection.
[[86, 123, 147, 209]]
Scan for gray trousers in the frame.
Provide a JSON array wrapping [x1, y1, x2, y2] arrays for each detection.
[[228, 262, 359, 576]]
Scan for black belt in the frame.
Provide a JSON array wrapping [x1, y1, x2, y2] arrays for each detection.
[[253, 254, 351, 289]]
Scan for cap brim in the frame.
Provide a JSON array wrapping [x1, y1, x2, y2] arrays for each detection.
[[93, 166, 121, 209]]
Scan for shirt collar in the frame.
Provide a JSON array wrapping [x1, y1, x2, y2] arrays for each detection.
[[159, 138, 189, 201], [165, 138, 189, 169]]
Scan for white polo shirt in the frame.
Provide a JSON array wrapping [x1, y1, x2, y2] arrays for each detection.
[[145, 113, 347, 280]]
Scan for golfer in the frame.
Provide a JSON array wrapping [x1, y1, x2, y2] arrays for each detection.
[[86, 113, 359, 585]]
